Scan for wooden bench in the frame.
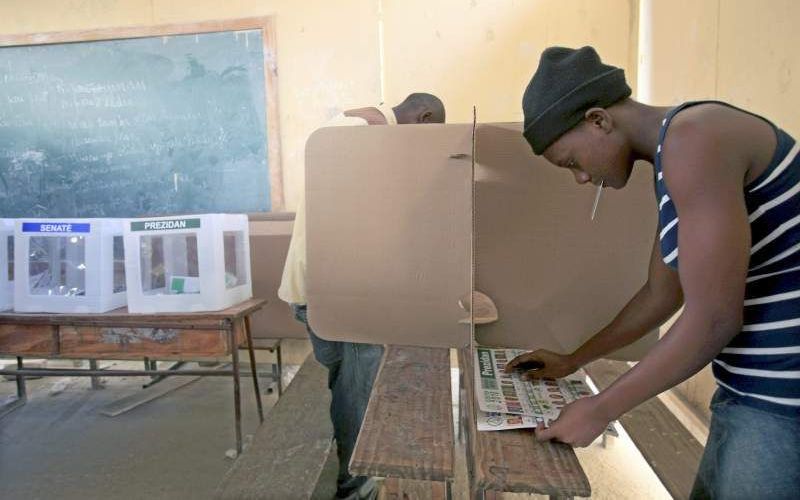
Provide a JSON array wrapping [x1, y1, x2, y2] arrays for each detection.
[[350, 345, 454, 499], [459, 347, 591, 499], [584, 359, 704, 500], [353, 345, 590, 499], [380, 477, 450, 499], [215, 354, 333, 500]]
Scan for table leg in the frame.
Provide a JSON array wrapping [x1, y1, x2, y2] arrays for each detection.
[[89, 360, 103, 390], [275, 342, 283, 397], [243, 315, 264, 423], [1, 357, 27, 419], [16, 357, 26, 400], [230, 326, 243, 456]]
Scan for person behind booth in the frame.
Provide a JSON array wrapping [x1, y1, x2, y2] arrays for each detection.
[[278, 93, 445, 500], [506, 46, 800, 498]]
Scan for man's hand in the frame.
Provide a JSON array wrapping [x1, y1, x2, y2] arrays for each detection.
[[535, 396, 610, 447], [504, 349, 578, 380]]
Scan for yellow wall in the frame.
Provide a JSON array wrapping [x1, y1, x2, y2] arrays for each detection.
[[643, 0, 800, 133], [382, 0, 636, 124]]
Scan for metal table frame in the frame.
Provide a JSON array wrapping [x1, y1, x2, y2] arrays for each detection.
[[0, 298, 268, 455]]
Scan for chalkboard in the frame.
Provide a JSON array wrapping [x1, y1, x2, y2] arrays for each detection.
[[0, 18, 282, 218]]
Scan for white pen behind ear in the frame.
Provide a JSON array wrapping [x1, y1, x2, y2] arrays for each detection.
[[590, 180, 604, 220]]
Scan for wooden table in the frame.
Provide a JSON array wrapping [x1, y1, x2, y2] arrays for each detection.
[[0, 297, 268, 454]]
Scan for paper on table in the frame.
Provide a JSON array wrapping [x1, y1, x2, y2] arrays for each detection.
[[474, 347, 618, 435]]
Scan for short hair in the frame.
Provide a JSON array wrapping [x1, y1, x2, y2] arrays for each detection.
[[397, 93, 446, 123]]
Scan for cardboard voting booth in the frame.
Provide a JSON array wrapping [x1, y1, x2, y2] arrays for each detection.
[[305, 122, 658, 360]]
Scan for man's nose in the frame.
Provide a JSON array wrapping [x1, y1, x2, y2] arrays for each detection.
[[572, 170, 590, 184]]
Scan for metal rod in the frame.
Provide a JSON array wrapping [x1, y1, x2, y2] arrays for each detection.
[[0, 368, 234, 377], [230, 327, 243, 455], [16, 356, 27, 400], [244, 316, 264, 423], [142, 361, 186, 389], [276, 343, 283, 396]]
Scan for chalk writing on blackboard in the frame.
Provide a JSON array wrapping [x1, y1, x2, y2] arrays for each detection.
[[0, 29, 272, 217]]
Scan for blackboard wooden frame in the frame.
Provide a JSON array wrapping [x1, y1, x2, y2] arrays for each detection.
[[0, 16, 284, 213]]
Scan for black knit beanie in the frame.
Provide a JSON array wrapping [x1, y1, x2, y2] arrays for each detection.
[[522, 46, 631, 155]]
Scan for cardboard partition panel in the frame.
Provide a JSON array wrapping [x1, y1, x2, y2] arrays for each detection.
[[305, 124, 473, 347], [248, 215, 309, 340], [305, 122, 659, 359], [473, 123, 658, 360]]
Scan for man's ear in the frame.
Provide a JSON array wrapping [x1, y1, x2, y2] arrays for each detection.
[[584, 107, 613, 133], [418, 110, 433, 123]]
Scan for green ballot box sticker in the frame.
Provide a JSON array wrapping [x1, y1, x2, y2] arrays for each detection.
[[131, 218, 201, 231], [171, 277, 185, 293], [478, 348, 498, 390]]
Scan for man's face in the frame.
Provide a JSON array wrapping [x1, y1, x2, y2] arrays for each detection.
[[542, 120, 633, 189]]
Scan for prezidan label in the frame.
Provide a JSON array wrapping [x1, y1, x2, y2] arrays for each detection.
[[130, 218, 201, 231]]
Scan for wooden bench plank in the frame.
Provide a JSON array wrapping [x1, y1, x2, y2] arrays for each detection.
[[350, 345, 454, 482], [215, 354, 333, 500], [380, 477, 448, 500], [584, 359, 704, 500], [460, 348, 591, 498]]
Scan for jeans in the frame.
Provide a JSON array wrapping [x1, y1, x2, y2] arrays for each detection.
[[292, 304, 384, 495], [690, 387, 800, 499]]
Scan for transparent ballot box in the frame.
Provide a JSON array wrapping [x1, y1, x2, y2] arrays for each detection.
[[124, 214, 252, 313], [14, 219, 127, 313], [0, 219, 14, 311]]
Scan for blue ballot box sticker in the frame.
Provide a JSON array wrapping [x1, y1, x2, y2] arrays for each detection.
[[130, 218, 201, 231], [22, 222, 91, 233]]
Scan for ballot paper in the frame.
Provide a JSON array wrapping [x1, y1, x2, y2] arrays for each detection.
[[474, 347, 618, 435]]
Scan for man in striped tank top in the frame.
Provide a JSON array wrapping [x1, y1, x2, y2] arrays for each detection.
[[505, 46, 799, 498]]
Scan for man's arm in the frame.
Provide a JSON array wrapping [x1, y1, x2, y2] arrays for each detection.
[[569, 229, 684, 365], [344, 107, 388, 125], [538, 116, 751, 446]]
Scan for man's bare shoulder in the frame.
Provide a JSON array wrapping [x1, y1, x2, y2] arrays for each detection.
[[664, 103, 774, 184]]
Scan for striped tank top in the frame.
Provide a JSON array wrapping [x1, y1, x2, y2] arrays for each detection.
[[655, 100, 800, 417]]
